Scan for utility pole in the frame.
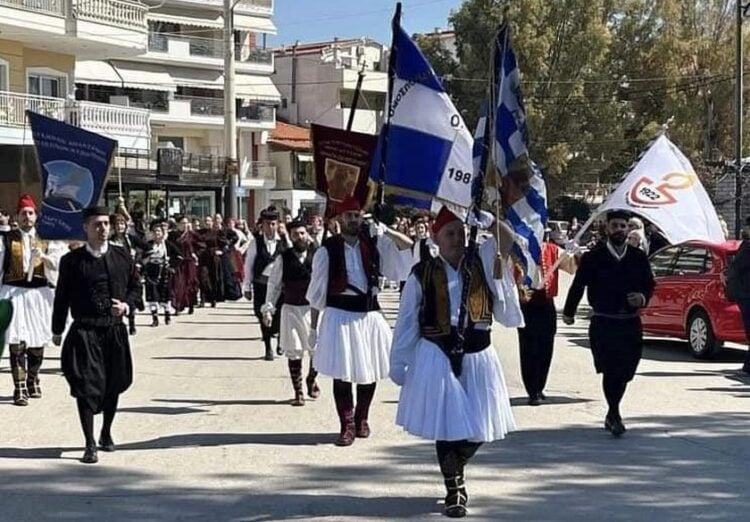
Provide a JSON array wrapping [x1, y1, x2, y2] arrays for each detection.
[[223, 0, 238, 219], [736, 2, 750, 238]]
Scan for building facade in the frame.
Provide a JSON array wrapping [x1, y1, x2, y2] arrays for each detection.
[[0, 0, 152, 211], [273, 37, 388, 135], [74, 0, 279, 220]]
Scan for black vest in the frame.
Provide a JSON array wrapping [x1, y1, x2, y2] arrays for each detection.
[[281, 246, 315, 305], [252, 233, 286, 284]]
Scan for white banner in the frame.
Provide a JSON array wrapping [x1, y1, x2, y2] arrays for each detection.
[[598, 135, 724, 244]]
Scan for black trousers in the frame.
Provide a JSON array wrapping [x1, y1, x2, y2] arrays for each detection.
[[517, 299, 557, 397]]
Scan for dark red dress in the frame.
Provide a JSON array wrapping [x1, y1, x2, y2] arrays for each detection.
[[170, 230, 201, 312]]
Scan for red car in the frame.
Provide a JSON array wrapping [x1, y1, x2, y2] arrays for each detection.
[[641, 240, 747, 358]]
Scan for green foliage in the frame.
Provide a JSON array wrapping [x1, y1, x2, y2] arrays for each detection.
[[417, 0, 741, 199]]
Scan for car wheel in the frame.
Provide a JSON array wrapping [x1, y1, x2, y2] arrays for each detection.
[[687, 310, 721, 359]]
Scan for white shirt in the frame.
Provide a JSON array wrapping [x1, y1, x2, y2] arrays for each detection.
[[389, 236, 524, 384], [85, 241, 109, 258], [306, 234, 412, 311], [242, 234, 282, 292], [0, 227, 63, 285], [261, 248, 310, 314]]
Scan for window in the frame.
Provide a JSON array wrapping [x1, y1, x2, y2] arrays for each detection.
[[674, 247, 710, 275], [650, 246, 680, 277], [27, 69, 66, 98], [0, 59, 8, 91]]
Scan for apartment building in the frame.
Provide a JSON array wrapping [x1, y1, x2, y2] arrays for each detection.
[[267, 37, 387, 213], [0, 0, 152, 212], [74, 0, 279, 220]]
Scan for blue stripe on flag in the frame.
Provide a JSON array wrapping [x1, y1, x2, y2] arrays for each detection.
[[373, 124, 453, 195], [391, 194, 432, 209], [393, 26, 445, 93], [506, 207, 542, 264]]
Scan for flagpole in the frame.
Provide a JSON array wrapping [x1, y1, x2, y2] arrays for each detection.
[[375, 2, 401, 221], [451, 25, 502, 376]]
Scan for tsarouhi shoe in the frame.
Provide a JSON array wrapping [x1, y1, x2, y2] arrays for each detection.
[[13, 385, 29, 407], [444, 475, 468, 518], [27, 380, 42, 399], [291, 391, 305, 407]]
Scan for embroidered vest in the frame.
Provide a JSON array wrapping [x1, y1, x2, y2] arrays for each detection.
[[252, 233, 286, 284], [281, 246, 315, 306], [414, 255, 493, 341], [2, 229, 49, 287], [323, 232, 380, 296]]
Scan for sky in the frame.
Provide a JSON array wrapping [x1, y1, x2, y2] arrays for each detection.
[[270, 0, 464, 47]]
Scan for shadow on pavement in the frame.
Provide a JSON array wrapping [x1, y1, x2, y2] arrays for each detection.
[[166, 337, 261, 342], [118, 405, 208, 416], [151, 356, 266, 362], [1, 413, 749, 520], [509, 395, 593, 407], [153, 398, 290, 407]]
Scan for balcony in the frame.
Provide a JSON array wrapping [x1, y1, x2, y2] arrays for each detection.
[[150, 96, 275, 129], [74, 0, 146, 30], [0, 0, 65, 16], [240, 160, 276, 189], [114, 147, 227, 187], [0, 91, 151, 149], [146, 31, 273, 71]]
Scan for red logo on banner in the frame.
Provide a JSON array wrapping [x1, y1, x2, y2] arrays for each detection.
[[626, 172, 697, 208]]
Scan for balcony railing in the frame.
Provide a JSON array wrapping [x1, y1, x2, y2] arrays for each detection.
[[0, 0, 65, 16], [148, 31, 272, 65], [0, 91, 65, 127], [0, 91, 150, 140], [69, 100, 150, 137], [116, 147, 227, 181], [177, 95, 224, 117], [244, 160, 276, 182], [74, 0, 147, 31], [238, 104, 274, 123]]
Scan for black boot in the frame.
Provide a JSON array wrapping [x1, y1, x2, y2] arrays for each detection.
[[306, 366, 320, 399], [151, 313, 159, 327], [444, 475, 468, 518], [288, 360, 305, 407], [128, 313, 137, 336], [164, 310, 171, 325], [354, 383, 376, 438], [188, 304, 194, 315]]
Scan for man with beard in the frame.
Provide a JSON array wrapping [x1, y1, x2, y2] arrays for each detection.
[[243, 207, 286, 361], [52, 207, 141, 463], [306, 197, 412, 446], [261, 219, 319, 405], [0, 195, 62, 405], [563, 210, 655, 437]]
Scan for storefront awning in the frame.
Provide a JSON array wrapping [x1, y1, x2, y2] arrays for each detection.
[[296, 153, 313, 162], [76, 61, 176, 92], [167, 67, 224, 90]]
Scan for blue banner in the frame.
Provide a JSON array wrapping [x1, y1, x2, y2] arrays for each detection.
[[27, 111, 116, 239]]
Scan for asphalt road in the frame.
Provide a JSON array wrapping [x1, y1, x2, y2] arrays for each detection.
[[1, 273, 749, 521]]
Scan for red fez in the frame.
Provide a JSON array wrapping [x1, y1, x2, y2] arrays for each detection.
[[17, 194, 37, 213], [336, 196, 362, 215], [432, 206, 461, 234]]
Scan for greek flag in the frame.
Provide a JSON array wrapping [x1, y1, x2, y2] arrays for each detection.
[[370, 20, 475, 208], [475, 25, 548, 287]]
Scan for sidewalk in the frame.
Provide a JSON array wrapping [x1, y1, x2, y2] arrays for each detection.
[[0, 278, 749, 521]]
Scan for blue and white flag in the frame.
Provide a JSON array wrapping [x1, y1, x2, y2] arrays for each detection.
[[370, 20, 475, 208], [474, 25, 547, 287]]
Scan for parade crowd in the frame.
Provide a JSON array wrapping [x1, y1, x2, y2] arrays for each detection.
[[1, 194, 749, 519]]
